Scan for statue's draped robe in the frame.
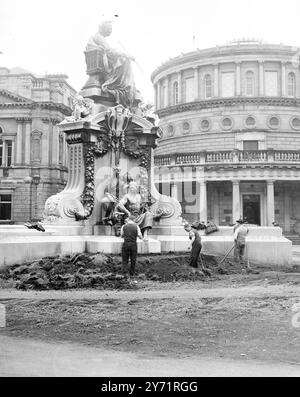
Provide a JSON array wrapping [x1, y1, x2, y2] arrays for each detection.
[[86, 34, 140, 107]]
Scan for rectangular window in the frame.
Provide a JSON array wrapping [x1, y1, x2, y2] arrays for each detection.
[[6, 141, 12, 166], [185, 77, 194, 102], [243, 140, 259, 151], [158, 183, 162, 194], [221, 72, 235, 97], [265, 71, 278, 96], [0, 194, 12, 220]]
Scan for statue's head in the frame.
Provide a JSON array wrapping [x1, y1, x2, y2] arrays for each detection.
[[128, 181, 138, 194], [99, 20, 112, 36]]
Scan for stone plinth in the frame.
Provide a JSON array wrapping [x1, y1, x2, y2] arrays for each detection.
[[0, 225, 292, 268], [87, 237, 161, 255]]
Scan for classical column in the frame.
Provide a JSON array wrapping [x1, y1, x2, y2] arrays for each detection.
[[194, 66, 199, 100], [156, 81, 161, 109], [41, 120, 49, 166], [284, 183, 291, 232], [281, 61, 286, 97], [16, 120, 23, 164], [25, 122, 31, 164], [267, 180, 275, 226], [232, 180, 240, 222], [171, 182, 178, 200], [199, 181, 207, 223], [236, 62, 241, 96], [52, 125, 59, 165], [154, 84, 158, 109], [212, 185, 220, 224], [165, 76, 169, 107], [259, 61, 264, 96], [48, 122, 54, 165], [214, 64, 219, 97], [177, 71, 182, 103]]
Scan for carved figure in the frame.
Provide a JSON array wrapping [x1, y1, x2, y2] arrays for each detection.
[[72, 95, 94, 120], [86, 20, 142, 108], [102, 180, 154, 240]]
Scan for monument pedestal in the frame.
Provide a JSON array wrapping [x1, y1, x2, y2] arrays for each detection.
[[0, 225, 292, 268]]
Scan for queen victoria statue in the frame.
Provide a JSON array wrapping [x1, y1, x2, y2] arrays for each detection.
[[83, 19, 142, 109], [42, 17, 183, 233]]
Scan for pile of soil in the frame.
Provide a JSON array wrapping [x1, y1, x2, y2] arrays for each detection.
[[0, 252, 223, 291]]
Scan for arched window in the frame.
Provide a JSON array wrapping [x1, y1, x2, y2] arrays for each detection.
[[204, 74, 212, 99], [246, 71, 254, 96], [173, 81, 178, 105], [288, 72, 296, 97]]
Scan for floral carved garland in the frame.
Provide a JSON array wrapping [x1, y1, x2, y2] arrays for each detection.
[[77, 135, 151, 220]]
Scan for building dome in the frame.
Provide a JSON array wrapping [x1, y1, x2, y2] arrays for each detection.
[[152, 42, 300, 232]]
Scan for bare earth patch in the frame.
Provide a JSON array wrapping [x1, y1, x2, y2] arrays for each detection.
[[1, 264, 300, 367]]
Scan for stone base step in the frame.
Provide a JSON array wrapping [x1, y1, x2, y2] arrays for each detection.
[[285, 235, 300, 245]]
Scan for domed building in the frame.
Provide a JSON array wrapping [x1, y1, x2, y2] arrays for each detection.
[[151, 40, 300, 237]]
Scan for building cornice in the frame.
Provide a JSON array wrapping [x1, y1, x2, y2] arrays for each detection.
[[156, 97, 300, 117], [0, 101, 72, 116], [0, 89, 34, 103], [151, 43, 300, 81]]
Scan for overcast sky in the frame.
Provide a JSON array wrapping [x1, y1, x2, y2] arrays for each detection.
[[1, 0, 300, 103]]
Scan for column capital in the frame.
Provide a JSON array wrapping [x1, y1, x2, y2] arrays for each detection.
[[235, 61, 242, 65], [267, 179, 276, 185], [232, 179, 240, 185], [258, 60, 264, 65], [16, 117, 32, 123]]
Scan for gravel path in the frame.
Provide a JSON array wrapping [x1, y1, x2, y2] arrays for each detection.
[[1, 283, 300, 301], [1, 335, 300, 377]]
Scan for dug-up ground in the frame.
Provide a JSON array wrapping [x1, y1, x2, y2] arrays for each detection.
[[0, 252, 300, 376]]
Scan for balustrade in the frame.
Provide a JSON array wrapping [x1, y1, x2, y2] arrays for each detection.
[[239, 150, 267, 162], [154, 150, 300, 166], [154, 156, 171, 166], [274, 151, 300, 162]]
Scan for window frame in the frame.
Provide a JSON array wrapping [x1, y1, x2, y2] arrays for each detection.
[[0, 193, 12, 222], [204, 74, 213, 99], [245, 70, 254, 96], [173, 81, 179, 105], [243, 140, 259, 151], [288, 72, 296, 97]]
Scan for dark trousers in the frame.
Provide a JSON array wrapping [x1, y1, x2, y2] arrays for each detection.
[[189, 243, 202, 268], [122, 243, 137, 275], [234, 241, 245, 265]]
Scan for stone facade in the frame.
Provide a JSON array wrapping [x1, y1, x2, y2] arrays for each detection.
[[151, 41, 300, 233], [0, 67, 76, 223]]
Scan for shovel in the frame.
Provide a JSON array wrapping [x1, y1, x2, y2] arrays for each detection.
[[217, 244, 235, 267]]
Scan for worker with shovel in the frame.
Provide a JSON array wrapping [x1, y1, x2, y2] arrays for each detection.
[[233, 218, 249, 267], [184, 221, 211, 276]]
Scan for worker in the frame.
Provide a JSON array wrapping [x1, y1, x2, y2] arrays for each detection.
[[120, 215, 143, 276], [233, 218, 249, 267]]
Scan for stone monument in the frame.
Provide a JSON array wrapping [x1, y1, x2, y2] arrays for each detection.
[[0, 19, 292, 268], [43, 18, 183, 236]]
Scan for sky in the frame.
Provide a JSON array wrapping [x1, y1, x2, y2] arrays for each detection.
[[1, 0, 300, 103]]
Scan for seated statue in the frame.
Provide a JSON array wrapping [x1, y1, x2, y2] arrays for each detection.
[[101, 180, 155, 240], [86, 19, 142, 108], [116, 181, 154, 239]]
